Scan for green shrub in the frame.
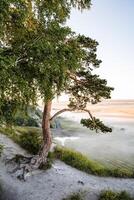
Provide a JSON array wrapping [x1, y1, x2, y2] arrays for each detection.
[[63, 193, 83, 200], [54, 146, 134, 178], [1, 126, 134, 178], [39, 159, 52, 170], [15, 126, 41, 135], [105, 168, 134, 178], [25, 118, 39, 127], [99, 190, 133, 200], [0, 126, 41, 154], [0, 144, 3, 156], [19, 130, 41, 154], [14, 116, 39, 127], [14, 117, 25, 126], [54, 146, 106, 176], [39, 152, 54, 170], [0, 127, 20, 143]]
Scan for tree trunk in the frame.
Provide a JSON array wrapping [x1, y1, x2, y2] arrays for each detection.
[[8, 101, 53, 180], [39, 100, 52, 163]]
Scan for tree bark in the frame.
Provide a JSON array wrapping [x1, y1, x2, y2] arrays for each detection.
[[39, 100, 52, 163], [9, 101, 53, 180]]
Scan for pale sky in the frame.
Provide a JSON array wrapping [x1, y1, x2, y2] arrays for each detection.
[[67, 0, 134, 99]]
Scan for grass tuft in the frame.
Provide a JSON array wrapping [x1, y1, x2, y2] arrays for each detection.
[[0, 126, 41, 154], [0, 144, 3, 156], [99, 190, 133, 200], [62, 193, 83, 200], [39, 152, 54, 170], [54, 146, 134, 178]]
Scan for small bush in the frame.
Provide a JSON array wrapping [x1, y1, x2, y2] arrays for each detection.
[[14, 117, 25, 126], [25, 118, 39, 127], [39, 159, 52, 170], [19, 131, 41, 154], [63, 193, 83, 200], [99, 190, 133, 200], [105, 168, 134, 178], [0, 144, 3, 156], [14, 116, 39, 127], [39, 152, 54, 170]]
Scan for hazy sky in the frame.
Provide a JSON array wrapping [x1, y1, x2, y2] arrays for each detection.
[[67, 0, 134, 99]]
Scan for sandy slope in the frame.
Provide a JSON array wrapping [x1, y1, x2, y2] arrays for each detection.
[[0, 134, 134, 200]]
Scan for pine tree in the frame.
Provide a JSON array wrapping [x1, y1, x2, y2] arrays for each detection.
[[0, 0, 113, 179]]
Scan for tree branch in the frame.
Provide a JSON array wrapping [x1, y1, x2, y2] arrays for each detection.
[[50, 107, 95, 123], [67, 70, 86, 84], [83, 108, 96, 130], [83, 108, 94, 120], [50, 108, 74, 121]]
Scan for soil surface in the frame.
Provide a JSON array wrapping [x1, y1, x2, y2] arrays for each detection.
[[0, 133, 134, 200]]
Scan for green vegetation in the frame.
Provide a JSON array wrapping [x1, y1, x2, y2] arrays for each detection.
[[0, 144, 3, 156], [0, 126, 53, 170], [19, 130, 41, 154], [0, 126, 41, 154], [39, 155, 53, 170], [0, 127, 134, 178], [12, 107, 42, 127], [63, 193, 83, 200], [0, 106, 42, 128], [63, 191, 133, 200], [99, 190, 133, 200], [0, 0, 114, 171], [54, 146, 134, 178], [54, 146, 105, 176], [14, 116, 39, 127]]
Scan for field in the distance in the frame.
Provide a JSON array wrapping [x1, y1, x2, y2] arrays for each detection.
[[52, 99, 134, 170], [52, 99, 134, 118]]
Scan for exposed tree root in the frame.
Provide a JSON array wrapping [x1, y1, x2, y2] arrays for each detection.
[[5, 154, 49, 181], [4, 102, 52, 181]]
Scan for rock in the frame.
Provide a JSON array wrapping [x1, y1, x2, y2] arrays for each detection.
[[78, 180, 84, 185]]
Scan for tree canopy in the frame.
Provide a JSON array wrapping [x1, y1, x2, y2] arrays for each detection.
[[0, 0, 114, 180], [0, 0, 113, 132]]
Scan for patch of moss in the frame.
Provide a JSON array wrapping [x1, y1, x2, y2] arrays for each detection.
[[99, 190, 133, 200]]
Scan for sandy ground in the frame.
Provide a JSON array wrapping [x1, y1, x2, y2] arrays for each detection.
[[0, 134, 134, 200]]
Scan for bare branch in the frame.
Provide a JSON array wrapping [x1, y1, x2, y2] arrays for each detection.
[[50, 107, 95, 123], [50, 108, 74, 121]]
